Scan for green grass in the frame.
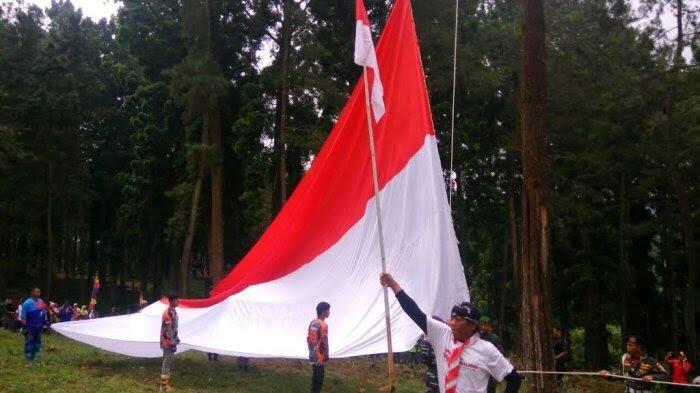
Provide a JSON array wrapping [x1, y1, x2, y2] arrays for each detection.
[[0, 329, 424, 392], [0, 329, 625, 392]]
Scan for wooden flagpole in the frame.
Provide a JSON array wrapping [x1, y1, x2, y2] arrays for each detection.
[[361, 66, 395, 391]]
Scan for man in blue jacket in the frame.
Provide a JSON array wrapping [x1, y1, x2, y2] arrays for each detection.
[[20, 287, 48, 365]]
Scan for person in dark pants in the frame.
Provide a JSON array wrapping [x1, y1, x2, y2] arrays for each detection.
[[307, 302, 330, 393], [552, 327, 569, 385]]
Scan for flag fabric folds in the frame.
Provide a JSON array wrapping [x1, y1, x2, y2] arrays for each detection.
[[53, 0, 468, 359]]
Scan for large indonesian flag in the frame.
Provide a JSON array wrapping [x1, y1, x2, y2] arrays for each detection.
[[53, 0, 468, 358]]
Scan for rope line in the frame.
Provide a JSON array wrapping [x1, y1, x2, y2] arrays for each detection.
[[518, 370, 700, 388], [448, 0, 458, 208]]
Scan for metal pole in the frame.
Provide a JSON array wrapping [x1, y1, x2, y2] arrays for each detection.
[[449, 0, 459, 207]]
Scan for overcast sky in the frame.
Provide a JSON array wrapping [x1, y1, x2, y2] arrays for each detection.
[[26, 0, 122, 21], [23, 0, 689, 59], [26, 1, 682, 35]]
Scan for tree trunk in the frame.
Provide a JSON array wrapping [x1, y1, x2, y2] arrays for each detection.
[[45, 154, 54, 298], [662, 222, 679, 348], [617, 173, 630, 333], [666, 0, 697, 362], [582, 227, 610, 370], [0, 235, 6, 291], [70, 227, 79, 279], [208, 106, 225, 284], [518, 0, 554, 391], [277, 0, 293, 207], [145, 233, 159, 296], [507, 165, 519, 348], [674, 0, 697, 365], [60, 208, 68, 275], [179, 116, 209, 295], [122, 246, 130, 291], [498, 230, 509, 338], [673, 173, 697, 361]]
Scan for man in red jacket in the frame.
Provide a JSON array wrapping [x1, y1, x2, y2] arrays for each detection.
[[666, 351, 692, 391]]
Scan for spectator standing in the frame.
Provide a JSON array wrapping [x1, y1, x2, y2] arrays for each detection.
[[478, 316, 503, 352], [15, 298, 24, 331], [57, 301, 73, 323], [20, 287, 47, 365], [666, 351, 692, 392], [599, 335, 668, 393], [3, 299, 16, 329], [553, 327, 569, 384], [159, 294, 180, 392], [308, 302, 330, 393]]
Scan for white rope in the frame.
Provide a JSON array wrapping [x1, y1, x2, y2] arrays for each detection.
[[518, 370, 700, 388], [448, 0, 459, 208]]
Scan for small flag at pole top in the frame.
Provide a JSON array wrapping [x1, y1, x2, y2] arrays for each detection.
[[354, 0, 385, 122]]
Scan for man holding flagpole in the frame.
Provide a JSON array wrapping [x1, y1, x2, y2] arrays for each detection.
[[380, 273, 522, 393]]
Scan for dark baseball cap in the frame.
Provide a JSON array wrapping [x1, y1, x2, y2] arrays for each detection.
[[451, 301, 481, 322]]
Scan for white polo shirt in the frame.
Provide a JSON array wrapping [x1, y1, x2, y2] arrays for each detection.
[[427, 318, 514, 393]]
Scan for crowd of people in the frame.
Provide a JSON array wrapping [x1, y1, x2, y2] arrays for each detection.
[[2, 296, 102, 332], [1, 288, 111, 366]]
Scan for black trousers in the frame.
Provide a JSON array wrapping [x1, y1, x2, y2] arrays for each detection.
[[486, 378, 497, 393], [311, 365, 325, 393]]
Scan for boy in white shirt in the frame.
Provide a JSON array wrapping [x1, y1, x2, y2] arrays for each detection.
[[380, 273, 521, 393]]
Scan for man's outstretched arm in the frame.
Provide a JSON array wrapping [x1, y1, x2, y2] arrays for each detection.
[[380, 273, 427, 333]]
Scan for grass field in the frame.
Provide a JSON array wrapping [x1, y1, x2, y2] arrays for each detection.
[[0, 328, 425, 392], [0, 328, 621, 392]]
